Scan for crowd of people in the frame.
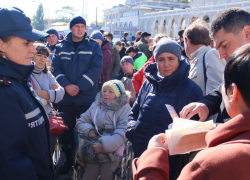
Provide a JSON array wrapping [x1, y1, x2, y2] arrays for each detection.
[[1, 5, 250, 180]]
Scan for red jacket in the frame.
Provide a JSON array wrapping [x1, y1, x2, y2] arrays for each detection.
[[132, 56, 155, 94], [133, 111, 250, 180]]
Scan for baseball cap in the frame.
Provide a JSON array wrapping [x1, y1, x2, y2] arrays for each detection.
[[141, 32, 151, 37], [0, 7, 48, 40]]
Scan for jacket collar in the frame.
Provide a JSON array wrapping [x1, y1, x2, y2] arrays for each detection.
[[140, 38, 148, 44], [64, 32, 88, 47], [145, 57, 190, 91], [190, 45, 210, 60], [101, 38, 112, 51], [133, 52, 143, 60], [206, 111, 250, 147], [123, 69, 137, 79], [0, 56, 34, 81], [95, 91, 130, 111]]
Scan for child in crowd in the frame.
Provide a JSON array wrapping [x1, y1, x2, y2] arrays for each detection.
[[76, 80, 131, 180]]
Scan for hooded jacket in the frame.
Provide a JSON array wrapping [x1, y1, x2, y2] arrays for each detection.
[[133, 52, 147, 70], [126, 58, 203, 179], [133, 111, 250, 180], [132, 55, 155, 94], [0, 56, 53, 180], [76, 91, 131, 153], [101, 38, 112, 82], [52, 32, 103, 105]]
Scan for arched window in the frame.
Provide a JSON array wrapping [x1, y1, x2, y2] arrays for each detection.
[[120, 22, 123, 27], [129, 21, 133, 27]]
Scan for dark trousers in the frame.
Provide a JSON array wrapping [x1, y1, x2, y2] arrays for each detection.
[[58, 104, 90, 157]]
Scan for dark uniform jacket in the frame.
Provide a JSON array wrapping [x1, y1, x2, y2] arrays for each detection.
[[0, 56, 53, 180], [52, 32, 103, 105]]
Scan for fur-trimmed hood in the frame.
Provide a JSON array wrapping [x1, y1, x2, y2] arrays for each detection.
[[95, 90, 131, 111]]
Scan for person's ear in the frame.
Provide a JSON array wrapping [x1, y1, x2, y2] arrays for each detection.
[[229, 83, 238, 105], [242, 25, 250, 41], [185, 37, 191, 47], [0, 39, 5, 52]]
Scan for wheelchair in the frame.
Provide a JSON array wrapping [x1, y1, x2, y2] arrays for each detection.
[[50, 135, 61, 174], [72, 134, 134, 180]]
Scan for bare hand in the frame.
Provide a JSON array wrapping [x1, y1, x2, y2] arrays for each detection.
[[50, 83, 58, 90], [179, 102, 209, 122], [88, 130, 98, 140], [93, 143, 103, 153], [147, 133, 168, 150], [65, 84, 79, 96]]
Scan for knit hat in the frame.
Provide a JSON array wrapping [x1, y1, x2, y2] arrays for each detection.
[[46, 28, 59, 39], [153, 37, 181, 61], [90, 31, 104, 42], [70, 16, 86, 29], [120, 56, 134, 66], [102, 80, 125, 98]]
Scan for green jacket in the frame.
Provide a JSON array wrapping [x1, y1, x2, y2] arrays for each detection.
[[133, 52, 147, 70]]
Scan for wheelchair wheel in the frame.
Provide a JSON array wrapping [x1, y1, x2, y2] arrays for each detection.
[[73, 158, 85, 180], [52, 138, 61, 166], [125, 143, 134, 180]]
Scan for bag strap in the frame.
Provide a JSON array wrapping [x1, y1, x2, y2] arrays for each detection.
[[93, 107, 118, 137], [48, 103, 60, 116], [203, 50, 209, 91], [93, 108, 102, 136], [31, 74, 43, 90]]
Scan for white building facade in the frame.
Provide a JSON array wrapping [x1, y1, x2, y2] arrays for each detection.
[[140, 0, 250, 38], [103, 0, 190, 40], [103, 0, 250, 40]]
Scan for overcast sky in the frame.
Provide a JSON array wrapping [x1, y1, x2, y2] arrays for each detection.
[[2, 0, 126, 24]]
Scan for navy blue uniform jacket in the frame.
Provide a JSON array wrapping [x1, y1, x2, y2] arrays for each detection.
[[0, 56, 53, 180], [126, 59, 203, 179], [52, 33, 103, 105]]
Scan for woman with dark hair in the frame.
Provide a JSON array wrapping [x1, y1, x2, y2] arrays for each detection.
[[115, 40, 126, 60], [31, 43, 65, 113], [126, 46, 147, 70], [126, 38, 203, 180], [31, 43, 65, 156], [133, 43, 250, 180], [0, 7, 54, 179]]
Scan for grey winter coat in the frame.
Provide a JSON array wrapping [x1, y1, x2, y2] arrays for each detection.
[[76, 91, 131, 153], [135, 38, 151, 60], [31, 67, 65, 114], [109, 47, 121, 79]]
